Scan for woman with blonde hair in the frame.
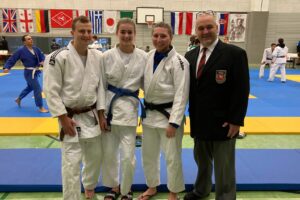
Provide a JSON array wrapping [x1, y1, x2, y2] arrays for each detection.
[[101, 18, 147, 200]]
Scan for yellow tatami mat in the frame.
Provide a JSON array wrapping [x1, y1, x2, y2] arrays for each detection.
[[276, 74, 300, 82], [1, 117, 299, 136]]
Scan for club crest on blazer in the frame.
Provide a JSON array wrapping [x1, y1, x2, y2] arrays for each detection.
[[216, 70, 226, 84]]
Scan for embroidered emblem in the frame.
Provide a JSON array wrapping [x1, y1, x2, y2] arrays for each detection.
[[216, 70, 226, 84]]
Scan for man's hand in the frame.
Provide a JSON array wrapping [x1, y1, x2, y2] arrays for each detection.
[[59, 114, 77, 136], [166, 125, 176, 138], [223, 122, 240, 138], [98, 110, 110, 132]]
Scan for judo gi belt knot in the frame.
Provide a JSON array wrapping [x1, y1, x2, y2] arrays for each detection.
[[106, 84, 146, 126], [65, 103, 97, 115], [60, 103, 97, 141], [144, 101, 173, 119], [26, 66, 40, 79]]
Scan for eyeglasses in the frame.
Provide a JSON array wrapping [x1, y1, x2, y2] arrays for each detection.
[[197, 10, 216, 16]]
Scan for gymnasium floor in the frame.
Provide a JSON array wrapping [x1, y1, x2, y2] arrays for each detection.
[[0, 68, 300, 199]]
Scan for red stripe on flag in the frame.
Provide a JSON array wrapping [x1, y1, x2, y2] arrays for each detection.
[[224, 14, 228, 35], [20, 10, 33, 32], [185, 12, 193, 35], [178, 12, 183, 35], [40, 10, 46, 33]]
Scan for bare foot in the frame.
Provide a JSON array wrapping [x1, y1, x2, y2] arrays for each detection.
[[168, 192, 179, 200], [137, 188, 157, 200], [85, 189, 95, 199], [39, 107, 49, 113], [15, 98, 21, 107]]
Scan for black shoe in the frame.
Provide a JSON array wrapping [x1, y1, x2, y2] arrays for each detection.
[[184, 192, 202, 200]]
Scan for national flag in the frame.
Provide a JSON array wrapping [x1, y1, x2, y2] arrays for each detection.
[[50, 9, 73, 28], [2, 9, 17, 33], [104, 11, 117, 34], [171, 12, 183, 35], [88, 10, 103, 34], [76, 10, 88, 17], [18, 9, 34, 33], [35, 10, 49, 33], [185, 12, 198, 35], [120, 11, 133, 19], [216, 13, 229, 35]]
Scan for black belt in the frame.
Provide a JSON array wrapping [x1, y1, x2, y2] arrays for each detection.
[[277, 56, 285, 58], [266, 58, 272, 60], [144, 101, 173, 119], [60, 103, 97, 141]]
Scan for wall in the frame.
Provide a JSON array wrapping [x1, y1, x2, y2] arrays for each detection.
[[245, 12, 269, 64], [265, 13, 300, 53]]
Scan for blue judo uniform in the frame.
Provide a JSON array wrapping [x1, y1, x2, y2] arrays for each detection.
[[4, 46, 45, 108]]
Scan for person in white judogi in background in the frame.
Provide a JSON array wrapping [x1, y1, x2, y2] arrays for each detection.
[[268, 38, 289, 83], [89, 35, 102, 51], [101, 18, 147, 200], [43, 16, 106, 200], [259, 43, 276, 78], [138, 22, 190, 200]]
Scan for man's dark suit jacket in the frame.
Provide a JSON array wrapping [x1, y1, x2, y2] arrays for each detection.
[[185, 40, 250, 140]]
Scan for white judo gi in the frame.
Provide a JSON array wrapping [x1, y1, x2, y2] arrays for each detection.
[[268, 46, 289, 82], [259, 47, 273, 78], [101, 46, 147, 195], [142, 47, 190, 193], [43, 41, 105, 200]]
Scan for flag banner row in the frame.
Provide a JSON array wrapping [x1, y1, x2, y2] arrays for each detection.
[[1, 9, 133, 34], [171, 11, 247, 40], [1, 8, 247, 41]]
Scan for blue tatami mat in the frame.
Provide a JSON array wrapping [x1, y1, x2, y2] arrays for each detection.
[[1, 69, 300, 117], [0, 148, 300, 192]]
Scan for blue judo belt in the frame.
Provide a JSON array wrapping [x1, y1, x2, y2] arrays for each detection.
[[107, 84, 146, 125]]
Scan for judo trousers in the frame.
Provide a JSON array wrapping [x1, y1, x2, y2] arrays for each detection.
[[19, 70, 43, 107], [61, 135, 102, 200], [268, 63, 286, 82], [102, 125, 136, 195], [142, 125, 185, 193]]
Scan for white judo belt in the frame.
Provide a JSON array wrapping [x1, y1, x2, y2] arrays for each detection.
[[26, 67, 40, 79]]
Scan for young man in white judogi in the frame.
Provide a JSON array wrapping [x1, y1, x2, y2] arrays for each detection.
[[268, 38, 289, 83], [101, 18, 147, 200], [43, 16, 106, 200], [138, 22, 190, 200], [259, 43, 276, 78]]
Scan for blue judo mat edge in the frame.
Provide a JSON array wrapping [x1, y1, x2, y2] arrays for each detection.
[[1, 148, 300, 192]]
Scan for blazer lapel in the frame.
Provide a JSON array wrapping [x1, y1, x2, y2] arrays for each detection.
[[202, 40, 224, 75], [190, 47, 200, 78]]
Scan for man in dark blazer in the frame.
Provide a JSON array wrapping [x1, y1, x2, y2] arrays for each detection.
[[184, 12, 250, 200]]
